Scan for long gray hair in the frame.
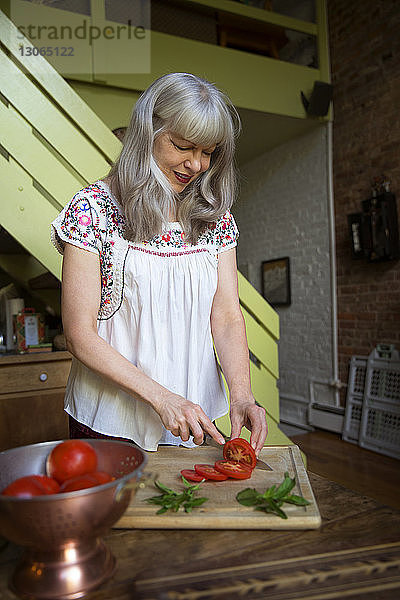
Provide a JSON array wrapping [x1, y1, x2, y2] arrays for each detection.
[[107, 72, 241, 244]]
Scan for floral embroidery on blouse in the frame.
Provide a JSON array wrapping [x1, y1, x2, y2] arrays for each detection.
[[140, 227, 190, 250], [138, 212, 238, 252], [51, 182, 239, 319], [129, 246, 209, 258], [51, 183, 125, 317]]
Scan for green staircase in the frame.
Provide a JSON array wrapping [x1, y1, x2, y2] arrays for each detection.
[[0, 10, 120, 280]]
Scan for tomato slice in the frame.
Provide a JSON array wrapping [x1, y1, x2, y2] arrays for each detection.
[[180, 469, 205, 483], [194, 464, 228, 481], [223, 438, 257, 470], [214, 460, 253, 480]]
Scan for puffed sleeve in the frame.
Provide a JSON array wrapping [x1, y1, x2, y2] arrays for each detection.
[[51, 188, 105, 255], [215, 210, 239, 254]]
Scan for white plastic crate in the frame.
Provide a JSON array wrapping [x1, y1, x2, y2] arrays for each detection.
[[359, 400, 400, 459], [358, 346, 400, 459], [342, 356, 367, 444]]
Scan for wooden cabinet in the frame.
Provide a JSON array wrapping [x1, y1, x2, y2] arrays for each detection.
[[0, 351, 72, 451]]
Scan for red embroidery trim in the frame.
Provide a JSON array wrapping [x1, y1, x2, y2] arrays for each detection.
[[128, 246, 209, 257]]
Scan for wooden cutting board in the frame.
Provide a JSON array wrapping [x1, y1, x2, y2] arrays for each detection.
[[115, 445, 321, 530]]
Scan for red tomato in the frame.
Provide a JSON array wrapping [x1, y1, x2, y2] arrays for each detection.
[[59, 471, 113, 493], [46, 440, 98, 484], [214, 460, 253, 480], [223, 438, 257, 470], [194, 464, 228, 481], [90, 471, 113, 485], [60, 475, 98, 493], [1, 475, 58, 498], [29, 475, 60, 494], [180, 469, 205, 483]]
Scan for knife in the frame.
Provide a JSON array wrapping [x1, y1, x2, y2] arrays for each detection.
[[204, 436, 273, 471]]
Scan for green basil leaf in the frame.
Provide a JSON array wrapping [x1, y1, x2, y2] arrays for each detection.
[[255, 503, 288, 519], [274, 473, 295, 499], [181, 476, 204, 491], [262, 484, 276, 498], [270, 498, 287, 515], [188, 482, 203, 492], [146, 479, 208, 514], [145, 496, 168, 505], [155, 480, 174, 494], [266, 498, 288, 519], [189, 497, 208, 507], [283, 494, 311, 506], [236, 473, 310, 519], [236, 488, 261, 506]]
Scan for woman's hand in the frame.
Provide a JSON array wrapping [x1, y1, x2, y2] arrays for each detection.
[[230, 397, 268, 456], [152, 392, 226, 447]]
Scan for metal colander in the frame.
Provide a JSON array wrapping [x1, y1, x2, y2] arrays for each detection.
[[0, 438, 147, 600]]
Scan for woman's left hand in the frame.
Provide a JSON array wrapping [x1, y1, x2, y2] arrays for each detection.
[[229, 397, 268, 456]]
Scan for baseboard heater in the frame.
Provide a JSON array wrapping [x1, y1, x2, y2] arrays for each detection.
[[308, 403, 345, 434]]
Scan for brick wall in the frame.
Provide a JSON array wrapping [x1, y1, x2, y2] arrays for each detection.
[[328, 0, 400, 389], [235, 126, 336, 416]]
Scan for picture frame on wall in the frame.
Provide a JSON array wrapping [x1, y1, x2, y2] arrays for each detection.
[[261, 257, 291, 307]]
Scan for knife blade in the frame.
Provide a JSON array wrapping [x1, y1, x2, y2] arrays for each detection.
[[255, 457, 273, 471], [204, 436, 273, 471]]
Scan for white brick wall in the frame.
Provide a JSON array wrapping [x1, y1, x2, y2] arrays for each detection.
[[234, 124, 336, 424]]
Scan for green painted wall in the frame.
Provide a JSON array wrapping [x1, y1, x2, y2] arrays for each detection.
[[2, 0, 329, 120], [67, 81, 140, 131], [88, 31, 321, 119]]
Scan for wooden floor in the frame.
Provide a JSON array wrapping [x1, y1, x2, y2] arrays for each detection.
[[290, 430, 400, 510]]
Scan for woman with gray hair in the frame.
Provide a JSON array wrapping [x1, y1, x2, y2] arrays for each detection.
[[51, 72, 267, 455]]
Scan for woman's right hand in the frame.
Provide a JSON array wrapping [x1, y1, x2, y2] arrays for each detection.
[[152, 392, 226, 446]]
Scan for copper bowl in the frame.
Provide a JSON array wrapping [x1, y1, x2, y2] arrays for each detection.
[[0, 439, 147, 600]]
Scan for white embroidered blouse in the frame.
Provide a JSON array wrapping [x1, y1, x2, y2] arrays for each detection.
[[51, 180, 239, 451]]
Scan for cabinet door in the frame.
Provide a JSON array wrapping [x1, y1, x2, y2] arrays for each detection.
[[0, 389, 69, 451]]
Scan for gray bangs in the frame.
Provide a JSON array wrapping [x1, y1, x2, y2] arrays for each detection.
[[169, 104, 233, 148]]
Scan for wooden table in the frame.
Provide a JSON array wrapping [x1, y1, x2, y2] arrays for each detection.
[[1, 473, 399, 599]]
